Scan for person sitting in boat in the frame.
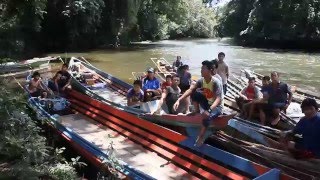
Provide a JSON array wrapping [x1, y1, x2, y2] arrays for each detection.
[[152, 74, 187, 115], [280, 98, 320, 159], [48, 71, 63, 94], [178, 64, 192, 113], [142, 68, 161, 101], [178, 65, 192, 93], [260, 72, 292, 126], [248, 75, 271, 119], [172, 56, 183, 71], [173, 60, 223, 146], [28, 71, 50, 98], [127, 80, 144, 106], [161, 75, 172, 91], [58, 63, 71, 92], [235, 77, 260, 118]]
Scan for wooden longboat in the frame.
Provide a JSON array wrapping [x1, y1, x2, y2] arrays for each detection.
[[24, 82, 274, 179], [67, 57, 235, 130], [150, 57, 176, 79], [0, 56, 58, 76], [67, 58, 286, 138], [65, 89, 296, 180]]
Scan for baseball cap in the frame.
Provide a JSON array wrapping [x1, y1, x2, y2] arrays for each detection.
[[147, 67, 154, 73]]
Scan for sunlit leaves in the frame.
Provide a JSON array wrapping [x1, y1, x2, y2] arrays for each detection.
[[138, 0, 218, 40]]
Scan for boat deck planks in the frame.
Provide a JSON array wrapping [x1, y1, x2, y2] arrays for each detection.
[[59, 114, 197, 180], [91, 86, 127, 105]]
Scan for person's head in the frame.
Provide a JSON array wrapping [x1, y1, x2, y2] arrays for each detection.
[[262, 76, 271, 86], [165, 75, 172, 83], [176, 56, 181, 61], [146, 67, 155, 79], [32, 71, 41, 80], [218, 52, 225, 61], [54, 71, 63, 80], [133, 80, 142, 93], [201, 60, 214, 78], [62, 63, 68, 71], [211, 59, 219, 75], [181, 65, 189, 72], [301, 98, 319, 118], [248, 77, 256, 88], [270, 71, 280, 83], [171, 74, 180, 86]]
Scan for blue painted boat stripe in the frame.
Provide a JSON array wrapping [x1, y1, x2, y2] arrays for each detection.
[[179, 137, 260, 177], [253, 168, 280, 180], [228, 119, 269, 146]]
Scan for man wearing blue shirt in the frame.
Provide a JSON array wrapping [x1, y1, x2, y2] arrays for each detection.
[[281, 98, 320, 159], [142, 68, 161, 101], [261, 72, 292, 125]]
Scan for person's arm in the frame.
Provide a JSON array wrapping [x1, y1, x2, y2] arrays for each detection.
[[209, 80, 222, 111], [127, 90, 134, 106], [225, 64, 229, 79], [151, 89, 168, 114], [188, 72, 192, 84], [239, 87, 247, 99], [287, 84, 293, 105], [39, 79, 48, 91], [62, 73, 71, 90], [127, 97, 135, 106], [54, 78, 60, 94], [152, 79, 162, 95], [255, 87, 261, 99], [178, 81, 197, 101], [173, 81, 197, 111]]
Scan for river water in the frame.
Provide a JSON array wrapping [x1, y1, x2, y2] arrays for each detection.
[[50, 38, 320, 93]]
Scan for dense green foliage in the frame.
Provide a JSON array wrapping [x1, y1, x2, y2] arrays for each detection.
[[137, 0, 218, 40], [0, 79, 80, 179], [0, 0, 218, 59], [218, 0, 320, 48]]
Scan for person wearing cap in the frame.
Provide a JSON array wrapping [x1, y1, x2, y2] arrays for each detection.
[[142, 68, 161, 101], [278, 98, 320, 159], [173, 60, 224, 146]]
